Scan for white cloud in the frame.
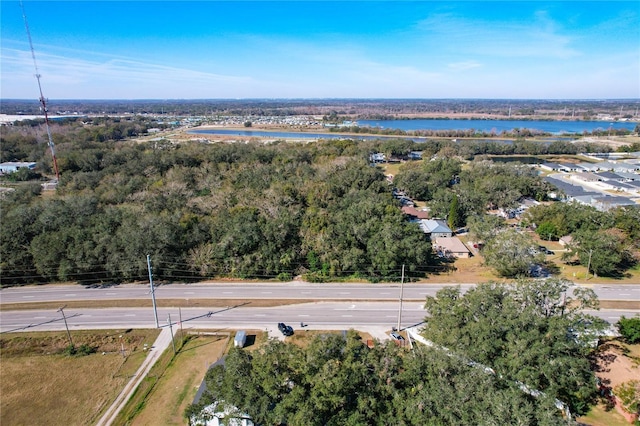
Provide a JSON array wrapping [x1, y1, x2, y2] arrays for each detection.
[[448, 60, 482, 71], [416, 11, 581, 59], [1, 47, 254, 98]]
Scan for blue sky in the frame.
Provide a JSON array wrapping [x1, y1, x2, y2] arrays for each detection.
[[1, 1, 639, 99]]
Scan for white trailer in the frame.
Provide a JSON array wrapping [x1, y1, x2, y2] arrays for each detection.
[[234, 330, 247, 348]]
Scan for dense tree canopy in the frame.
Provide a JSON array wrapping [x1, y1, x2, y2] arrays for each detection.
[[190, 334, 577, 425], [525, 203, 639, 277], [421, 279, 603, 416], [1, 125, 438, 285], [189, 279, 602, 425], [481, 228, 545, 277]]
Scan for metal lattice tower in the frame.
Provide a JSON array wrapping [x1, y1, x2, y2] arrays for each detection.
[[20, 0, 60, 181]]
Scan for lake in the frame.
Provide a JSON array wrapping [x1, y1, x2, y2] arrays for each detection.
[[357, 119, 636, 134]]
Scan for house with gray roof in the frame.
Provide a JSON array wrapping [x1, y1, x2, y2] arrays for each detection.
[[614, 172, 640, 181], [419, 219, 453, 240], [434, 237, 471, 258], [544, 177, 594, 199], [592, 195, 636, 211], [577, 163, 600, 172], [612, 163, 639, 173], [540, 162, 562, 172], [558, 163, 580, 172], [595, 171, 625, 181]]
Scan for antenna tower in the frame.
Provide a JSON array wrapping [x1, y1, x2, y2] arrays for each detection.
[[20, 0, 60, 181]]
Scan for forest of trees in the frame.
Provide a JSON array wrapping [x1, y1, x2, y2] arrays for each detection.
[[1, 120, 441, 285], [1, 117, 638, 285], [187, 279, 604, 425]]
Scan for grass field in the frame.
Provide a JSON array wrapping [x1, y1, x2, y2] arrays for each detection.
[[578, 403, 635, 426], [0, 329, 159, 426], [128, 331, 232, 426]]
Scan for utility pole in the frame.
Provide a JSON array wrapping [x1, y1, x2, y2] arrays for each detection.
[[147, 254, 159, 328], [168, 313, 176, 355], [396, 264, 405, 332], [586, 249, 593, 280], [58, 305, 73, 347]]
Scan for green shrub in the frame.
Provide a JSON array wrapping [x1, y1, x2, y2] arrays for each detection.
[[617, 316, 640, 344]]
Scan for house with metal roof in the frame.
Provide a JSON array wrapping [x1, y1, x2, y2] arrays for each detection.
[[419, 219, 453, 240], [540, 162, 562, 172], [592, 195, 637, 211], [595, 171, 625, 181]]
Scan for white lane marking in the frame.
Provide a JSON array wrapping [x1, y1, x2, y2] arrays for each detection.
[[342, 315, 353, 317], [261, 292, 273, 294], [34, 316, 46, 319], [339, 292, 351, 295], [106, 292, 116, 295], [619, 293, 631, 296], [298, 314, 310, 317], [254, 314, 266, 317], [124, 314, 136, 317], [222, 292, 234, 294], [65, 294, 77, 297], [22, 296, 35, 298], [185, 292, 195, 295], [386, 315, 396, 318]]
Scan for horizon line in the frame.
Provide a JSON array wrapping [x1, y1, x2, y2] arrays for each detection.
[[2, 97, 640, 102]]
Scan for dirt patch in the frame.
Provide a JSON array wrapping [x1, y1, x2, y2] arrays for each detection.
[[592, 340, 640, 390]]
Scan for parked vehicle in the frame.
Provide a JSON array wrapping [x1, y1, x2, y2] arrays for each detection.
[[234, 330, 247, 348], [278, 322, 294, 336], [390, 332, 404, 341]]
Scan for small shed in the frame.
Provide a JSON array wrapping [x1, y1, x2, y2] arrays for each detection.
[[234, 330, 247, 348]]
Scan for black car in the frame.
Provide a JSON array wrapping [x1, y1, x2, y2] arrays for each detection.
[[278, 322, 294, 336]]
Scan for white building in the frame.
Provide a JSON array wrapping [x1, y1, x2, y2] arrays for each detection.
[[0, 162, 36, 174]]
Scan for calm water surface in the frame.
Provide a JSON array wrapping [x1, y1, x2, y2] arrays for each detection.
[[190, 119, 636, 140], [357, 119, 636, 134]]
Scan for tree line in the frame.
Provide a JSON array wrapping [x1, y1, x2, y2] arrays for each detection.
[[1, 126, 440, 286], [188, 279, 604, 425], [2, 116, 638, 285]]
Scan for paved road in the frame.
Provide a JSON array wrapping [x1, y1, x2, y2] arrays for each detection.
[[2, 282, 639, 304], [1, 302, 637, 334]]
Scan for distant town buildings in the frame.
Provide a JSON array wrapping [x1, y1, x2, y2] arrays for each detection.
[[541, 152, 640, 211]]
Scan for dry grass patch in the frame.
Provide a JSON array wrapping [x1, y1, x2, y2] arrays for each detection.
[[577, 403, 634, 426], [0, 329, 159, 426], [130, 332, 230, 426], [286, 329, 374, 349]]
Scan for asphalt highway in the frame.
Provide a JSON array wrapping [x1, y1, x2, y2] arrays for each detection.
[[1, 282, 639, 304], [0, 301, 636, 334]]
